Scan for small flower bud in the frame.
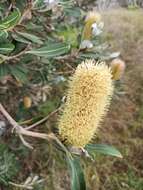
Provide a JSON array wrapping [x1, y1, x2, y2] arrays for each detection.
[[23, 96, 32, 109], [110, 59, 126, 80]]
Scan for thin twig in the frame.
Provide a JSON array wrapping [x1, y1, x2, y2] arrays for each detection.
[[17, 125, 53, 140], [0, 103, 56, 148], [65, 62, 75, 71], [9, 182, 31, 189], [54, 70, 74, 75], [5, 3, 13, 17], [25, 106, 61, 130], [0, 103, 18, 129], [5, 44, 31, 61], [19, 118, 33, 125], [18, 0, 33, 24], [19, 133, 33, 149]]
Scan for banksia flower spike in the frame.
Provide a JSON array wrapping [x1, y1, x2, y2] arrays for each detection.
[[83, 11, 101, 40], [80, 11, 103, 49], [110, 58, 126, 80], [58, 60, 114, 147]]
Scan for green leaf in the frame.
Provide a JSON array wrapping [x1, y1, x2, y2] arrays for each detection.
[[0, 9, 21, 31], [16, 31, 43, 45], [57, 26, 78, 47], [0, 43, 15, 54], [26, 43, 70, 58], [64, 7, 81, 18], [12, 33, 31, 44], [67, 155, 86, 190], [0, 64, 9, 79], [109, 52, 120, 59], [80, 52, 100, 59], [8, 64, 28, 83], [0, 63, 28, 82], [85, 144, 123, 158], [0, 31, 8, 39]]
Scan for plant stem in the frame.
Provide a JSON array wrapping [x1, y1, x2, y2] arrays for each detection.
[[25, 106, 61, 130], [5, 44, 31, 61], [0, 103, 56, 148]]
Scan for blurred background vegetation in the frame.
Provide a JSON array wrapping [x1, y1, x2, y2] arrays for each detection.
[[0, 0, 143, 190]]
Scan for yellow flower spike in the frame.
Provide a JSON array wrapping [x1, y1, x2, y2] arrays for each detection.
[[110, 58, 126, 80], [82, 11, 101, 41], [58, 60, 113, 147], [85, 11, 101, 24]]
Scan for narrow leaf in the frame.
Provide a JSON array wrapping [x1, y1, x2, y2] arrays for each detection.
[[67, 155, 86, 190], [0, 64, 9, 79], [26, 43, 70, 58], [0, 31, 8, 39], [12, 33, 31, 44], [109, 52, 120, 59], [85, 144, 123, 158], [80, 52, 100, 59], [0, 9, 21, 31], [16, 31, 43, 45], [8, 64, 28, 83], [0, 44, 15, 54]]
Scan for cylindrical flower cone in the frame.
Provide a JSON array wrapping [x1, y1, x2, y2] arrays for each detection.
[[83, 11, 101, 40], [80, 11, 102, 49], [58, 60, 113, 147]]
